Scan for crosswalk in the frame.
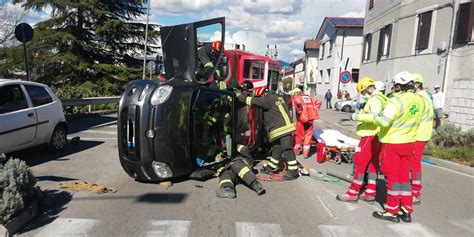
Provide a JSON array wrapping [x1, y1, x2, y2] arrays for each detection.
[[25, 218, 471, 237]]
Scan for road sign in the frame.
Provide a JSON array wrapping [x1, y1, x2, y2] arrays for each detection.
[[339, 71, 352, 84], [14, 23, 34, 43], [340, 57, 353, 70]]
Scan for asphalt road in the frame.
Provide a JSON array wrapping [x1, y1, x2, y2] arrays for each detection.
[[10, 111, 474, 237]]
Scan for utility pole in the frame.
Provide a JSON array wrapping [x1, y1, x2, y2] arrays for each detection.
[[142, 0, 151, 80], [337, 29, 346, 94], [303, 54, 308, 94]]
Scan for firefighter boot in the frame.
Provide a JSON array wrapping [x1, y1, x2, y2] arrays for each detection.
[[283, 170, 300, 180], [260, 164, 278, 175], [336, 194, 358, 203], [250, 181, 266, 195], [216, 187, 236, 199], [372, 211, 400, 223], [397, 207, 412, 223], [413, 196, 421, 205], [359, 193, 375, 204]]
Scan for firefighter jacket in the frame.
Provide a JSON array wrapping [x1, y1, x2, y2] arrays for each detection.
[[356, 91, 424, 144], [352, 91, 387, 137], [238, 92, 295, 142], [289, 93, 321, 123], [416, 90, 434, 142]]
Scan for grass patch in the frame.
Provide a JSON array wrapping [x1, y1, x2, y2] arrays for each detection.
[[426, 124, 474, 167]]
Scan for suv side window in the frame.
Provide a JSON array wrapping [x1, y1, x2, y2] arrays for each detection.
[[0, 85, 29, 114], [24, 85, 53, 107]]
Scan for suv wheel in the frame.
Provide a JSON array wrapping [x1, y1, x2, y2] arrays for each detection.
[[50, 125, 67, 152], [342, 105, 351, 112]]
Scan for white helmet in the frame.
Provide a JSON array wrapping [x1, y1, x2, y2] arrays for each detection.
[[375, 81, 385, 91], [392, 71, 414, 85]]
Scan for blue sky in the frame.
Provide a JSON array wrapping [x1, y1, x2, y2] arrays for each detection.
[[9, 0, 366, 62]]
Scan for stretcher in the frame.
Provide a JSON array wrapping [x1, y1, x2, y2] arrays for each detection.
[[312, 129, 359, 164]]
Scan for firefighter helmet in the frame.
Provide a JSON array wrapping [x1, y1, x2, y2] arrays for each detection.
[[393, 71, 414, 85], [241, 80, 254, 93], [211, 41, 222, 52], [357, 77, 375, 93], [289, 88, 302, 96], [412, 72, 424, 84]]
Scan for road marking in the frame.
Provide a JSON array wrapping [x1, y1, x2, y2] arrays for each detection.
[[387, 223, 439, 237], [35, 218, 99, 237], [146, 220, 191, 237], [316, 195, 337, 219], [236, 222, 282, 237], [423, 163, 474, 179], [70, 137, 117, 141], [449, 218, 474, 234], [318, 225, 364, 237], [89, 120, 117, 129]]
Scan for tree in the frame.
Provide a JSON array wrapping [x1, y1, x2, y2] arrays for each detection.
[[11, 0, 160, 94], [0, 2, 28, 47]]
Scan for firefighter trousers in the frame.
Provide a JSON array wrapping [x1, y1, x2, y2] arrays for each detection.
[[411, 141, 426, 198], [380, 143, 415, 214], [219, 159, 256, 189], [294, 121, 314, 156], [268, 135, 298, 171], [345, 136, 381, 197]]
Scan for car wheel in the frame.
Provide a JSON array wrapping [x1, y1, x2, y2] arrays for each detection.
[[49, 125, 67, 152], [342, 105, 351, 112]]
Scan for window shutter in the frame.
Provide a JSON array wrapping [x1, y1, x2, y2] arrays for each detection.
[[455, 2, 471, 43], [378, 28, 385, 58], [470, 1, 474, 42], [362, 35, 367, 61], [367, 34, 372, 60], [416, 11, 432, 50], [386, 24, 392, 56], [369, 0, 374, 9]]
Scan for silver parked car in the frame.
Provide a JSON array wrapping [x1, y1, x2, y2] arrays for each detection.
[[334, 98, 357, 112]]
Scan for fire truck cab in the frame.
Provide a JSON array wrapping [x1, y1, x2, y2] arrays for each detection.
[[117, 17, 281, 181]]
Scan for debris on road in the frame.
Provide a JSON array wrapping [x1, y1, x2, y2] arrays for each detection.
[[195, 185, 203, 188], [160, 181, 172, 187], [308, 168, 343, 185], [58, 181, 117, 194], [327, 168, 353, 183], [68, 136, 81, 145]]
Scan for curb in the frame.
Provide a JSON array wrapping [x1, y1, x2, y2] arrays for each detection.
[[422, 155, 474, 177]]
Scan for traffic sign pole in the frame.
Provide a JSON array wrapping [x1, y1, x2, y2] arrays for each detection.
[[15, 23, 34, 81], [22, 42, 30, 81]]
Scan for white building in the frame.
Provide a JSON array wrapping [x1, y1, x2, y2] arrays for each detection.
[[315, 17, 364, 100], [360, 0, 474, 131], [303, 39, 320, 96]]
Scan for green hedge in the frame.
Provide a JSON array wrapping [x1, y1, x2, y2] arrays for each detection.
[[426, 124, 474, 167], [52, 85, 118, 115], [0, 156, 36, 224]]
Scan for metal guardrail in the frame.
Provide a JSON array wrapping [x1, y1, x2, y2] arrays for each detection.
[[61, 96, 121, 113]]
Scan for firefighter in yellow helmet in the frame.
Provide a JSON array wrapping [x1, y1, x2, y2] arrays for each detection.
[[411, 73, 434, 205], [356, 71, 424, 223], [336, 76, 387, 203]]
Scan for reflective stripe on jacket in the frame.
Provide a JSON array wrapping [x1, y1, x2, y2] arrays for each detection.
[[240, 92, 295, 142], [416, 90, 434, 141], [353, 91, 387, 137]]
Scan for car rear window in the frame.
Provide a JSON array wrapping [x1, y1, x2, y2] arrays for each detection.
[[24, 85, 53, 107], [0, 85, 29, 114]]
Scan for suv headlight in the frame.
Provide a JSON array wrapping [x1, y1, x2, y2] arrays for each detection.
[[150, 85, 173, 105]]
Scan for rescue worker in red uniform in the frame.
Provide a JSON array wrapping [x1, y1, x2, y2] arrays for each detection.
[[411, 73, 434, 205], [238, 81, 299, 180], [356, 71, 424, 223], [216, 145, 265, 198], [336, 77, 387, 203], [288, 88, 321, 159]]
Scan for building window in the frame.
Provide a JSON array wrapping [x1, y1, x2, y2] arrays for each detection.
[[352, 69, 360, 83], [454, 2, 474, 44], [326, 69, 331, 83], [378, 24, 392, 58], [321, 42, 325, 58], [369, 0, 374, 10], [416, 11, 433, 51], [319, 70, 323, 83], [363, 34, 372, 61], [328, 40, 333, 57]]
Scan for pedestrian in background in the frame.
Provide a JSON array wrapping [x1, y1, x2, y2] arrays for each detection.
[[425, 87, 433, 100], [432, 85, 445, 129], [324, 89, 333, 109]]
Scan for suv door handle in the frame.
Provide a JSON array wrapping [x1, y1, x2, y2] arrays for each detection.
[[27, 113, 34, 117]]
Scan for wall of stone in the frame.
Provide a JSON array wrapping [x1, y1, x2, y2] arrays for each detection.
[[447, 79, 474, 131]]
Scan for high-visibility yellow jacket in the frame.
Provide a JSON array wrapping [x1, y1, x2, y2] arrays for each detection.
[[416, 90, 434, 141], [352, 91, 387, 137], [357, 91, 424, 144]]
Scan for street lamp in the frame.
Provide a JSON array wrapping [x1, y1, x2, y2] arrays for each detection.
[[142, 0, 151, 80]]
